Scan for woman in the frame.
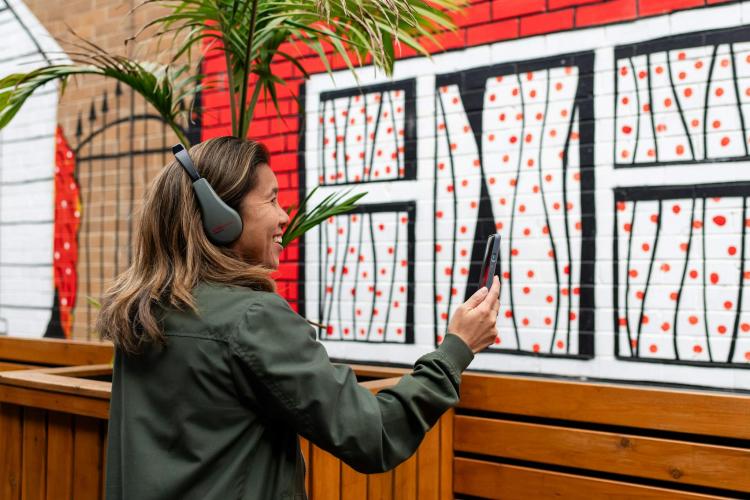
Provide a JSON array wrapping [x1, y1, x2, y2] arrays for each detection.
[[98, 136, 500, 500]]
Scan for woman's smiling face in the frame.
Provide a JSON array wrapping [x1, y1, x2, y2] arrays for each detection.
[[230, 163, 289, 269]]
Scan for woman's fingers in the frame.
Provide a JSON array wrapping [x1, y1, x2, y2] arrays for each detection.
[[464, 284, 489, 309]]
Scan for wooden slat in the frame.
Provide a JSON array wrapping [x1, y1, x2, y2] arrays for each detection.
[[438, 409, 453, 500], [72, 416, 102, 500], [349, 364, 409, 380], [453, 458, 727, 499], [21, 407, 47, 500], [460, 373, 750, 440], [0, 362, 38, 372], [27, 365, 111, 378], [0, 404, 22, 500], [340, 462, 367, 500], [0, 372, 110, 400], [46, 413, 73, 500], [0, 338, 112, 366], [0, 372, 111, 400], [392, 453, 417, 500], [416, 424, 440, 500], [368, 470, 393, 500], [454, 416, 750, 492], [310, 446, 340, 500], [0, 385, 109, 419]]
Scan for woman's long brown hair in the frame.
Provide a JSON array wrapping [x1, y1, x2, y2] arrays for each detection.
[[96, 136, 275, 353]]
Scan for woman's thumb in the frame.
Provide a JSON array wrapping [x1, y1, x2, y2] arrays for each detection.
[[464, 286, 489, 309]]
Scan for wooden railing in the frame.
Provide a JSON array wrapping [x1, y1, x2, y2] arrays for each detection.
[[0, 338, 450, 500], [2, 338, 750, 499]]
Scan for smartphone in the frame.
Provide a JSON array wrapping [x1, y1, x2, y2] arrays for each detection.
[[478, 233, 501, 290]]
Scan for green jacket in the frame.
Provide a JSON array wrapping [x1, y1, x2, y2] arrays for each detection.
[[106, 283, 474, 500]]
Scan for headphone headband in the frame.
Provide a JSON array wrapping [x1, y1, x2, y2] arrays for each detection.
[[172, 144, 201, 182]]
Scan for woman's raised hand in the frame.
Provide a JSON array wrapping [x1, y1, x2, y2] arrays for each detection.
[[446, 275, 501, 354]]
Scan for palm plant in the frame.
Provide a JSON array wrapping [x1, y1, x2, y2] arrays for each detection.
[[0, 0, 464, 244]]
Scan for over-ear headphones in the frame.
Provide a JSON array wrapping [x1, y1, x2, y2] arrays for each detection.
[[172, 143, 243, 245]]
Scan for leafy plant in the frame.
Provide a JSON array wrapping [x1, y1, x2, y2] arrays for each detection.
[[0, 0, 464, 245]]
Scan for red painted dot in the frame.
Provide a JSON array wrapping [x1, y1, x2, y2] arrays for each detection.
[[546, 295, 554, 303], [649, 344, 658, 353], [724, 301, 733, 310], [622, 125, 632, 134], [661, 263, 670, 272], [676, 145, 685, 155], [545, 317, 552, 325], [629, 269, 638, 278], [693, 345, 702, 354], [710, 273, 719, 285], [715, 87, 724, 97], [728, 246, 737, 256], [661, 322, 670, 332], [522, 318, 530, 326], [721, 137, 730, 147], [642, 243, 650, 252], [742, 323, 750, 332], [556, 340, 565, 349], [522, 286, 531, 294], [670, 291, 678, 301], [532, 343, 540, 352], [689, 315, 699, 325], [690, 269, 698, 279], [718, 325, 727, 334], [684, 88, 693, 98]]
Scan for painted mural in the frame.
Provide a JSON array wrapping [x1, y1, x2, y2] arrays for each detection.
[[304, 4, 750, 390], [0, 0, 67, 338]]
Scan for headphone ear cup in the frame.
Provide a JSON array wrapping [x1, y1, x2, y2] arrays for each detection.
[[191, 179, 243, 245]]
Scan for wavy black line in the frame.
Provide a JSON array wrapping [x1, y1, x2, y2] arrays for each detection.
[[432, 93, 440, 343], [332, 99, 340, 184], [536, 71, 561, 354], [319, 100, 326, 187], [703, 45, 719, 161], [387, 90, 402, 179], [436, 91, 458, 339], [352, 212, 364, 340], [628, 58, 641, 165], [666, 50, 696, 160], [563, 106, 577, 355], [367, 212, 377, 339], [507, 74, 524, 349], [366, 94, 385, 183], [325, 216, 341, 338], [382, 212, 400, 340], [729, 43, 749, 157], [727, 196, 747, 362], [701, 199, 714, 362], [672, 197, 696, 361], [336, 213, 352, 338], [624, 201, 637, 357], [636, 200, 662, 354], [645, 54, 659, 163], [342, 96, 351, 182]]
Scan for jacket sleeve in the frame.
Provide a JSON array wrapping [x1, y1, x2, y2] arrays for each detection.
[[227, 291, 474, 474]]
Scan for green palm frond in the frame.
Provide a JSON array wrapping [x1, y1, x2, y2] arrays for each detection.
[[140, 0, 465, 138], [282, 186, 366, 247], [0, 37, 205, 146]]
